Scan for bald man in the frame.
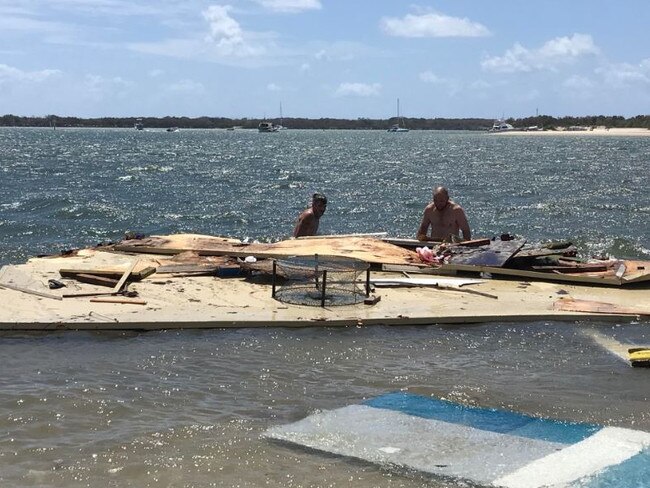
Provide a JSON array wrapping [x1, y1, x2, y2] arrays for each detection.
[[293, 193, 328, 237], [416, 187, 471, 242]]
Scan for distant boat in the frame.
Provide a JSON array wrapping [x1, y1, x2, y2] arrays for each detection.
[[387, 98, 409, 132], [276, 102, 287, 130], [134, 118, 144, 130], [166, 127, 179, 132], [489, 118, 515, 132], [258, 121, 279, 133]]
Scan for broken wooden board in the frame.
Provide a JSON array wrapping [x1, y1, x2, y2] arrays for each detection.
[[436, 260, 650, 286], [554, 298, 650, 316], [59, 266, 156, 281], [382, 237, 491, 249], [371, 277, 484, 287], [446, 238, 526, 267], [154, 264, 220, 275], [69, 273, 120, 288], [112, 234, 420, 266]]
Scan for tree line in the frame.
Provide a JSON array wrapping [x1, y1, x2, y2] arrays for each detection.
[[1, 114, 649, 130]]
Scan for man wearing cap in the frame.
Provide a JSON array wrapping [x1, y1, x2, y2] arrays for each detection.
[[293, 193, 328, 237], [417, 186, 471, 242]]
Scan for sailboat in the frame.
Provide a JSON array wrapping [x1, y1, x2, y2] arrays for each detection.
[[387, 98, 409, 132], [276, 102, 287, 130]]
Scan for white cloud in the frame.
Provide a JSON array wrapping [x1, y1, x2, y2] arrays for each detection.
[[168, 79, 205, 93], [419, 70, 446, 84], [85, 74, 131, 91], [596, 59, 650, 86], [482, 34, 599, 73], [81, 74, 132, 102], [203, 5, 246, 53], [198, 5, 266, 58], [267, 82, 281, 91], [334, 82, 381, 97], [253, 0, 321, 13], [148, 69, 164, 78], [563, 75, 595, 90], [380, 12, 490, 38], [0, 63, 61, 84], [299, 62, 310, 72]]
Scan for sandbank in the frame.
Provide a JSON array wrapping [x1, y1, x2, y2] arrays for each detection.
[[493, 127, 650, 137]]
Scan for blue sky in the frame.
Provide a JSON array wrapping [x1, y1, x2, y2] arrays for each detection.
[[1, 0, 649, 119]]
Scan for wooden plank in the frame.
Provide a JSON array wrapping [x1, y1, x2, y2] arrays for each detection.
[[0, 281, 63, 300], [531, 264, 610, 273], [90, 297, 147, 305], [382, 237, 491, 249], [298, 232, 388, 239], [155, 264, 220, 274], [113, 259, 140, 293], [371, 277, 484, 287], [554, 298, 650, 316], [440, 263, 624, 286], [63, 291, 118, 298], [70, 273, 119, 287], [59, 266, 156, 281]]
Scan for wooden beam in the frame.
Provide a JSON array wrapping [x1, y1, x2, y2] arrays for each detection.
[[0, 282, 62, 300], [90, 297, 147, 305], [113, 260, 140, 293]]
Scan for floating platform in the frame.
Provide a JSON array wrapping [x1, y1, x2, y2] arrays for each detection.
[[265, 392, 650, 488], [0, 234, 649, 330]]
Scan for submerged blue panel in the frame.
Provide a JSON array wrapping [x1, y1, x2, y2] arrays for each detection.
[[365, 392, 600, 444], [580, 449, 650, 488]]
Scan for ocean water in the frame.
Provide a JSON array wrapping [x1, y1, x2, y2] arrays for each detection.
[[0, 128, 649, 487]]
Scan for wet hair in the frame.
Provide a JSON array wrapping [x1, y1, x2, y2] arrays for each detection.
[[312, 193, 328, 204]]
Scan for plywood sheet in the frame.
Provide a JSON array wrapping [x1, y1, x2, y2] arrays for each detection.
[[113, 234, 420, 266]]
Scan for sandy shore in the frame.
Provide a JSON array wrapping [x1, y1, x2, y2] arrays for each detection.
[[493, 127, 650, 137]]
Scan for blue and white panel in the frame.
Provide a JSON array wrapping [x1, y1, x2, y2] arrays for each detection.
[[265, 392, 650, 488]]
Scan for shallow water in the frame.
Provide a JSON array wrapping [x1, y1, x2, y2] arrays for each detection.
[[0, 128, 649, 487]]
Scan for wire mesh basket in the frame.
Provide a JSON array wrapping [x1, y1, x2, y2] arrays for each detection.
[[272, 255, 370, 307]]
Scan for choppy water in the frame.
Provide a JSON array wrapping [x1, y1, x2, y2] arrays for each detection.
[[0, 128, 649, 487]]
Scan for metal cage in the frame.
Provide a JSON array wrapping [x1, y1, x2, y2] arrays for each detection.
[[272, 255, 370, 307]]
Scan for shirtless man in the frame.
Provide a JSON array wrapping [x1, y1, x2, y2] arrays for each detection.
[[293, 193, 327, 237], [416, 187, 471, 242]]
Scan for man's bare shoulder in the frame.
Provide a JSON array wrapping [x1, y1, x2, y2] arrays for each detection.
[[423, 202, 436, 213], [449, 201, 466, 212]]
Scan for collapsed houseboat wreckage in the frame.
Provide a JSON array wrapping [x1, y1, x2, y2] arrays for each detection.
[[0, 233, 648, 331]]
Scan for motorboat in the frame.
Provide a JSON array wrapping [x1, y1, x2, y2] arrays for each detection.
[[490, 118, 515, 132], [166, 127, 179, 132], [134, 118, 144, 130], [258, 121, 279, 132]]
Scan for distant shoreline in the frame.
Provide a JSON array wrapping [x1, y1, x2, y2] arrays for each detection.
[[493, 127, 650, 137]]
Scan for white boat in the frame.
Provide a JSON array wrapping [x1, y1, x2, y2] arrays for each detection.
[[134, 118, 144, 130], [490, 118, 515, 132], [258, 121, 279, 132], [166, 127, 179, 132], [387, 98, 409, 132]]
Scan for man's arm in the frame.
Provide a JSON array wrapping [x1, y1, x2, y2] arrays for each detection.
[[457, 208, 471, 241], [416, 211, 431, 241]]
